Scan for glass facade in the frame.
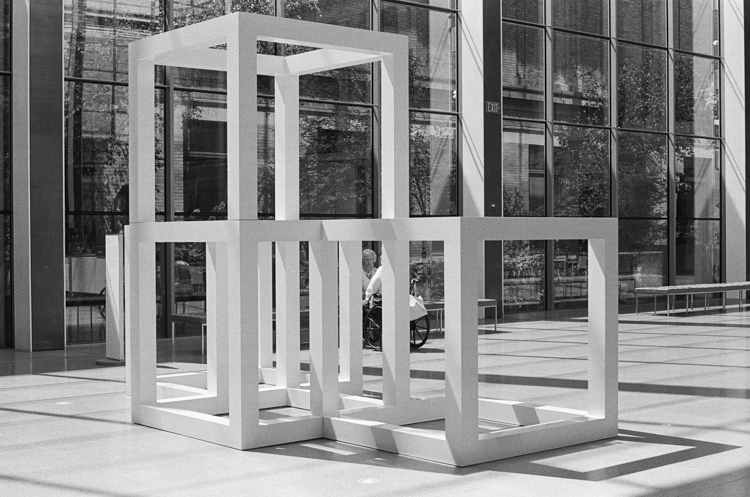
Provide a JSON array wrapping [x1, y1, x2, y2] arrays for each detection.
[[0, 1, 729, 347], [60, 0, 459, 344], [500, 0, 723, 312]]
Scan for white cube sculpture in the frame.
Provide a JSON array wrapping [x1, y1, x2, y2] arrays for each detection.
[[126, 13, 618, 465]]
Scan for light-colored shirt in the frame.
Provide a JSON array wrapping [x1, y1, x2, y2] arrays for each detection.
[[363, 269, 374, 298], [365, 266, 383, 301]]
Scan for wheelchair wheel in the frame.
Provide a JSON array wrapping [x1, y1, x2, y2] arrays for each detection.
[[363, 305, 382, 351], [410, 313, 430, 349]]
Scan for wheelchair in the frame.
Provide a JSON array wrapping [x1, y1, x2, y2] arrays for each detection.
[[363, 279, 430, 351]]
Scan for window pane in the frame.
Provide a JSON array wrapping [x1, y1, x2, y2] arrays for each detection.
[[504, 240, 545, 313], [64, 0, 163, 82], [675, 54, 720, 137], [65, 82, 131, 213], [410, 112, 458, 216], [174, 0, 274, 26], [401, 0, 456, 9], [382, 3, 457, 112], [0, 76, 8, 211], [674, 0, 720, 56], [299, 64, 372, 104], [553, 32, 609, 126], [553, 125, 610, 217], [618, 44, 667, 131], [503, 120, 545, 216], [0, 214, 8, 348], [618, 132, 667, 218], [0, 0, 9, 71], [300, 103, 373, 217], [619, 219, 668, 300], [676, 219, 720, 284], [554, 239, 588, 310], [172, 92, 276, 218], [502, 23, 545, 119], [502, 0, 543, 24], [675, 137, 721, 220], [617, 0, 666, 46], [553, 0, 608, 36], [285, 0, 369, 29], [174, 91, 228, 219]]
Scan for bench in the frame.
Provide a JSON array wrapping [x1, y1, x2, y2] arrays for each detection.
[[634, 282, 750, 315], [424, 299, 498, 332]]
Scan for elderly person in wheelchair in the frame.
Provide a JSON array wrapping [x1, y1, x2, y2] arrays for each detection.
[[361, 250, 430, 351]]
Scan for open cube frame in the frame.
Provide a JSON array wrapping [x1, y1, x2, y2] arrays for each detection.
[[126, 12, 618, 467]]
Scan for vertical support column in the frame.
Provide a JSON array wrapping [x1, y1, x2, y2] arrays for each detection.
[[275, 242, 300, 388], [105, 234, 125, 362], [128, 56, 156, 224], [274, 73, 301, 388], [666, 0, 677, 286], [544, 0, 556, 312], [460, 1, 486, 305], [308, 241, 339, 418], [380, 47, 410, 219], [128, 234, 157, 419], [275, 74, 300, 221], [723, 1, 746, 284], [206, 242, 228, 404], [258, 241, 274, 369], [460, 1, 484, 217], [444, 221, 479, 464], [227, 16, 258, 221], [12, 0, 31, 350], [587, 226, 618, 426], [13, 1, 65, 350], [380, 239, 410, 406], [339, 241, 363, 394], [228, 231, 259, 448], [227, 19, 259, 448]]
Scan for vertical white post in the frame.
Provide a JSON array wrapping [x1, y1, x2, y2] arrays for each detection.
[[380, 48, 410, 219], [444, 222, 479, 463], [380, 239, 410, 406], [227, 16, 258, 221], [588, 227, 618, 426], [275, 74, 300, 221], [309, 241, 339, 417], [105, 234, 125, 361], [206, 242, 228, 403], [339, 241, 363, 394], [128, 235, 157, 419], [258, 241, 274, 369], [275, 242, 300, 388], [228, 232, 259, 448], [274, 71, 301, 388], [459, 1, 484, 218], [128, 55, 155, 224], [228, 18, 259, 447], [722, 1, 746, 286]]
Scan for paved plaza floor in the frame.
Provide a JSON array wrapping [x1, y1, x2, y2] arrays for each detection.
[[1, 308, 749, 496]]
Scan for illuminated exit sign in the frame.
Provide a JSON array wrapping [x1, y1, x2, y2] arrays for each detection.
[[485, 101, 501, 114]]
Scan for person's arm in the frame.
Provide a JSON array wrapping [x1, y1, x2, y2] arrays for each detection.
[[365, 266, 383, 300]]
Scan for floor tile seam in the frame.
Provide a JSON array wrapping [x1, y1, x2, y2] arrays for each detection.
[[0, 390, 126, 408], [0, 379, 125, 393]]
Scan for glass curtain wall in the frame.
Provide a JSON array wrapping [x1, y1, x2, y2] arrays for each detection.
[[0, 0, 10, 348], [63, 0, 164, 343], [62, 0, 459, 343], [500, 0, 722, 313]]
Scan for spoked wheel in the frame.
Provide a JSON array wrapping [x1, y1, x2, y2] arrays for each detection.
[[363, 306, 382, 351], [410, 313, 430, 349]]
